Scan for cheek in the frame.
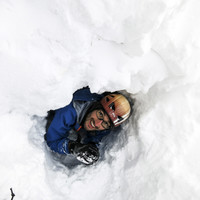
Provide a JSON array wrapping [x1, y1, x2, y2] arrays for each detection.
[[83, 113, 92, 126], [85, 112, 92, 120], [86, 111, 96, 121], [83, 119, 89, 130]]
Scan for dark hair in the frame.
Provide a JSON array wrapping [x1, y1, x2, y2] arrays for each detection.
[[87, 101, 104, 113]]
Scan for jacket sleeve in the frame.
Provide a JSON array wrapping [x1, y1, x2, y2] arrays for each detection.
[[46, 102, 77, 154]]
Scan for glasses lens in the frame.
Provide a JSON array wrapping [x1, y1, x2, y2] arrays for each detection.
[[96, 110, 104, 120], [102, 121, 111, 129], [96, 110, 111, 129]]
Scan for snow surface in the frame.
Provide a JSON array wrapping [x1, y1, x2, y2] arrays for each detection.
[[1, 0, 200, 199]]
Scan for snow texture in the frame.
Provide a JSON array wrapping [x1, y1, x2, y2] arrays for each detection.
[[1, 0, 200, 199]]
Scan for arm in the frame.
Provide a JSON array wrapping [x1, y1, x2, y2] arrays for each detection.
[[46, 102, 77, 154]]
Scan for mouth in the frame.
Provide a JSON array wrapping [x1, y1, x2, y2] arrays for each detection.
[[88, 119, 95, 129]]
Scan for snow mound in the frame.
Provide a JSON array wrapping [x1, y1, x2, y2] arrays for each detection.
[[1, 0, 200, 199]]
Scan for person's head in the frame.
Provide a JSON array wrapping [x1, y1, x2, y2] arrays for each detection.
[[83, 93, 131, 131]]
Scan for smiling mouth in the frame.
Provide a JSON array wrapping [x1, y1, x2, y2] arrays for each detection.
[[89, 119, 95, 129]]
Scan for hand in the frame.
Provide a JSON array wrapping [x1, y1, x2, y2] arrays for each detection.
[[69, 142, 99, 165]]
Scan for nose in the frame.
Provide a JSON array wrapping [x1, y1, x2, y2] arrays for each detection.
[[95, 118, 103, 128]]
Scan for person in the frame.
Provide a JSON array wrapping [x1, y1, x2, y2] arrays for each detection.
[[44, 86, 132, 165]]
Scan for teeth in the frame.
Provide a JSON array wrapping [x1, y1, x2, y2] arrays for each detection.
[[91, 120, 95, 128]]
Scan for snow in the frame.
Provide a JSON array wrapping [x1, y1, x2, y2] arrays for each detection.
[[1, 0, 200, 199]]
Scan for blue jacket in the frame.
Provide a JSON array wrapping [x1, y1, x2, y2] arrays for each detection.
[[46, 87, 111, 154]]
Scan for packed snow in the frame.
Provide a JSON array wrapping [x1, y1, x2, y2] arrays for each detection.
[[1, 0, 200, 199]]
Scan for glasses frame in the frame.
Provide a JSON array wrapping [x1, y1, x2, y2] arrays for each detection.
[[96, 110, 111, 130]]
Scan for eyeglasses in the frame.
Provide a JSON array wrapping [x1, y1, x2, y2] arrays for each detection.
[[96, 110, 111, 129]]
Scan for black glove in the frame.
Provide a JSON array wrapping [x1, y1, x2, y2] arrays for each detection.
[[69, 141, 99, 165]]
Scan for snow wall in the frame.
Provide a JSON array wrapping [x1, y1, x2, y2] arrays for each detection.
[[1, 0, 200, 199]]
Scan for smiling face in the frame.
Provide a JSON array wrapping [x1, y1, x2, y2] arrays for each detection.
[[84, 109, 111, 131]]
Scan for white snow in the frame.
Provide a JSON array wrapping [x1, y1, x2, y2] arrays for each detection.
[[1, 0, 200, 199]]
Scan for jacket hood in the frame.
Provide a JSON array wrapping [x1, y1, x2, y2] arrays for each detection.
[[72, 87, 103, 125], [72, 100, 94, 125]]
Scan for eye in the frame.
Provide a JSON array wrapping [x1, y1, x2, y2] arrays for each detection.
[[99, 111, 103, 117], [97, 110, 104, 119], [102, 121, 111, 129], [106, 121, 111, 128], [104, 123, 108, 129]]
